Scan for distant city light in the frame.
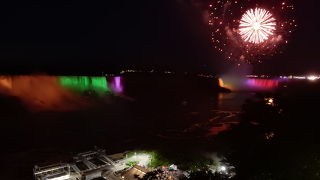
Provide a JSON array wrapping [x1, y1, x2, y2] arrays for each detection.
[[278, 75, 320, 81], [307, 75, 318, 81]]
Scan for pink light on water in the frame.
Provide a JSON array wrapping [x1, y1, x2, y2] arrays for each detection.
[[246, 79, 279, 90]]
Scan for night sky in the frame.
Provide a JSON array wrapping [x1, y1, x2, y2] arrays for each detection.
[[0, 0, 319, 75]]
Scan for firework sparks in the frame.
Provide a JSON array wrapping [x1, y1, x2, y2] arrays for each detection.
[[239, 8, 276, 44], [208, 0, 296, 64]]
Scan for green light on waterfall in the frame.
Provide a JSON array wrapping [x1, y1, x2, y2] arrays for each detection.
[[58, 76, 110, 95]]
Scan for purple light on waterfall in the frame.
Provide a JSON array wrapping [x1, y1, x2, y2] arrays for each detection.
[[111, 76, 123, 93]]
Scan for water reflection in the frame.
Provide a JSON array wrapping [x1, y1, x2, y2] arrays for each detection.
[[206, 93, 250, 136]]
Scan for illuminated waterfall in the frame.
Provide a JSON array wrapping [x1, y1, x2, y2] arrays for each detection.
[[59, 76, 110, 96]]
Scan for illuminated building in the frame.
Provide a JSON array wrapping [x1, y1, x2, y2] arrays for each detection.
[[33, 163, 79, 180], [34, 149, 114, 180]]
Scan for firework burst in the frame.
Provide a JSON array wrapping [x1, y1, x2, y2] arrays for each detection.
[[239, 8, 276, 44], [208, 0, 296, 64]]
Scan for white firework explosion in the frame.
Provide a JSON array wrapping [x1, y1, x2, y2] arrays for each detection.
[[239, 8, 276, 44]]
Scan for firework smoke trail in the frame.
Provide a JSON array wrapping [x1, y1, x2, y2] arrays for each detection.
[[208, 0, 297, 64]]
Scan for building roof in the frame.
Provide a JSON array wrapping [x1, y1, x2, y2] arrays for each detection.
[[107, 151, 129, 161]]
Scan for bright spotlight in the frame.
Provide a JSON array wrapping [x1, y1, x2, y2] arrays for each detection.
[[220, 166, 226, 171]]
